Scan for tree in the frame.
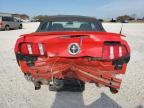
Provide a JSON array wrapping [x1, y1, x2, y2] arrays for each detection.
[[32, 15, 49, 22], [130, 14, 137, 20], [116, 15, 135, 21]]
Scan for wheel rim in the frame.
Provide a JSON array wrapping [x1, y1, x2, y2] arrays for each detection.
[[5, 26, 9, 30], [19, 25, 22, 29]]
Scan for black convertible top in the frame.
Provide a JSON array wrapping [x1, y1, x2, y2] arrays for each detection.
[[41, 15, 98, 22], [36, 15, 105, 32]]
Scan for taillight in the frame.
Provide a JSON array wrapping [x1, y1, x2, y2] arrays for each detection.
[[109, 46, 114, 59], [27, 44, 33, 54], [0, 21, 2, 28], [20, 43, 29, 54], [103, 44, 128, 60], [20, 43, 45, 56], [38, 43, 44, 55]]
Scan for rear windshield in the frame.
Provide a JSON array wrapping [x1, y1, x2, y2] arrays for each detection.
[[2, 17, 14, 21], [37, 21, 105, 32]]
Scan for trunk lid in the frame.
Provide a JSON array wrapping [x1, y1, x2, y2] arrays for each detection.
[[22, 31, 122, 57]]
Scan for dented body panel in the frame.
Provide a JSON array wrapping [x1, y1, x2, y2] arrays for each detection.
[[14, 16, 130, 93]]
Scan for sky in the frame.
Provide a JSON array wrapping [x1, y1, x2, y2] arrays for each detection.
[[0, 0, 144, 19]]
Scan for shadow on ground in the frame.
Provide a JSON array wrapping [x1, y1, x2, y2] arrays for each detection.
[[51, 92, 122, 108], [136, 105, 144, 108]]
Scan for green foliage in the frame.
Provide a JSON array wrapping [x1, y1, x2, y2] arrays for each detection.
[[117, 15, 135, 21], [33, 15, 49, 22]]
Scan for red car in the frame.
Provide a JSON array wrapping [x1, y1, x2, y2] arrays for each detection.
[[14, 15, 130, 93]]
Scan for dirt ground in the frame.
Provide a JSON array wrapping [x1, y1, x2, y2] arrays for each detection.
[[0, 22, 144, 108]]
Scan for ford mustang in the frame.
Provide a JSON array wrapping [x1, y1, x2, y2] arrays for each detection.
[[14, 15, 130, 93]]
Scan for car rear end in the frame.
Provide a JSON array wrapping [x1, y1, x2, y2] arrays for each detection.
[[14, 32, 130, 93], [14, 16, 131, 93]]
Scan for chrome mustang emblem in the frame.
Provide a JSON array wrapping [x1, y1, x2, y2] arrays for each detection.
[[68, 43, 80, 55]]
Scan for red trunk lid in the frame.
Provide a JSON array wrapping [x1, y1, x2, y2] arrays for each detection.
[[22, 31, 122, 57]]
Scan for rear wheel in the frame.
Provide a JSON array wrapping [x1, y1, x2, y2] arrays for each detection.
[[5, 25, 10, 31], [19, 24, 22, 29], [110, 87, 118, 94], [34, 82, 41, 90]]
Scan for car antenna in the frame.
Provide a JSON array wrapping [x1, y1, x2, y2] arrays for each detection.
[[120, 23, 123, 34]]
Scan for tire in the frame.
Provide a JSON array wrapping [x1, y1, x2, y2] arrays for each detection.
[[110, 87, 118, 94], [19, 24, 22, 29], [54, 79, 64, 90], [49, 79, 64, 91], [5, 25, 10, 31]]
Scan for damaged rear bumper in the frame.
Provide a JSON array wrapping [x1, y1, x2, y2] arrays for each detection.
[[16, 54, 130, 90]]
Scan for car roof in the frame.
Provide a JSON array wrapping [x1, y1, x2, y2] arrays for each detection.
[[36, 15, 105, 32], [42, 15, 98, 22]]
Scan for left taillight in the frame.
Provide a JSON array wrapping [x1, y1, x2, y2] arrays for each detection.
[[20, 43, 45, 56], [38, 43, 44, 55], [102, 44, 128, 60], [27, 44, 33, 54]]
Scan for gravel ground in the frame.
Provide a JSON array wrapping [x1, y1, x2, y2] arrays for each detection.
[[0, 22, 144, 108]]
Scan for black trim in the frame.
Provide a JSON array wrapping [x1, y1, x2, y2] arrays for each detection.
[[112, 55, 130, 70], [36, 15, 105, 32], [16, 53, 37, 66]]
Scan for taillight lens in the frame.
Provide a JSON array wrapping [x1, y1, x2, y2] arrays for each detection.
[[27, 44, 32, 54], [103, 45, 127, 60], [20, 43, 45, 56], [38, 43, 44, 55], [21, 43, 29, 55], [0, 21, 2, 27]]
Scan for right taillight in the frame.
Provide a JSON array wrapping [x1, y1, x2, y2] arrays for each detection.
[[102, 44, 128, 60], [20, 43, 45, 56]]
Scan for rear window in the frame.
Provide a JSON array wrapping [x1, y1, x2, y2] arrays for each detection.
[[38, 20, 105, 32], [2, 17, 13, 21]]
